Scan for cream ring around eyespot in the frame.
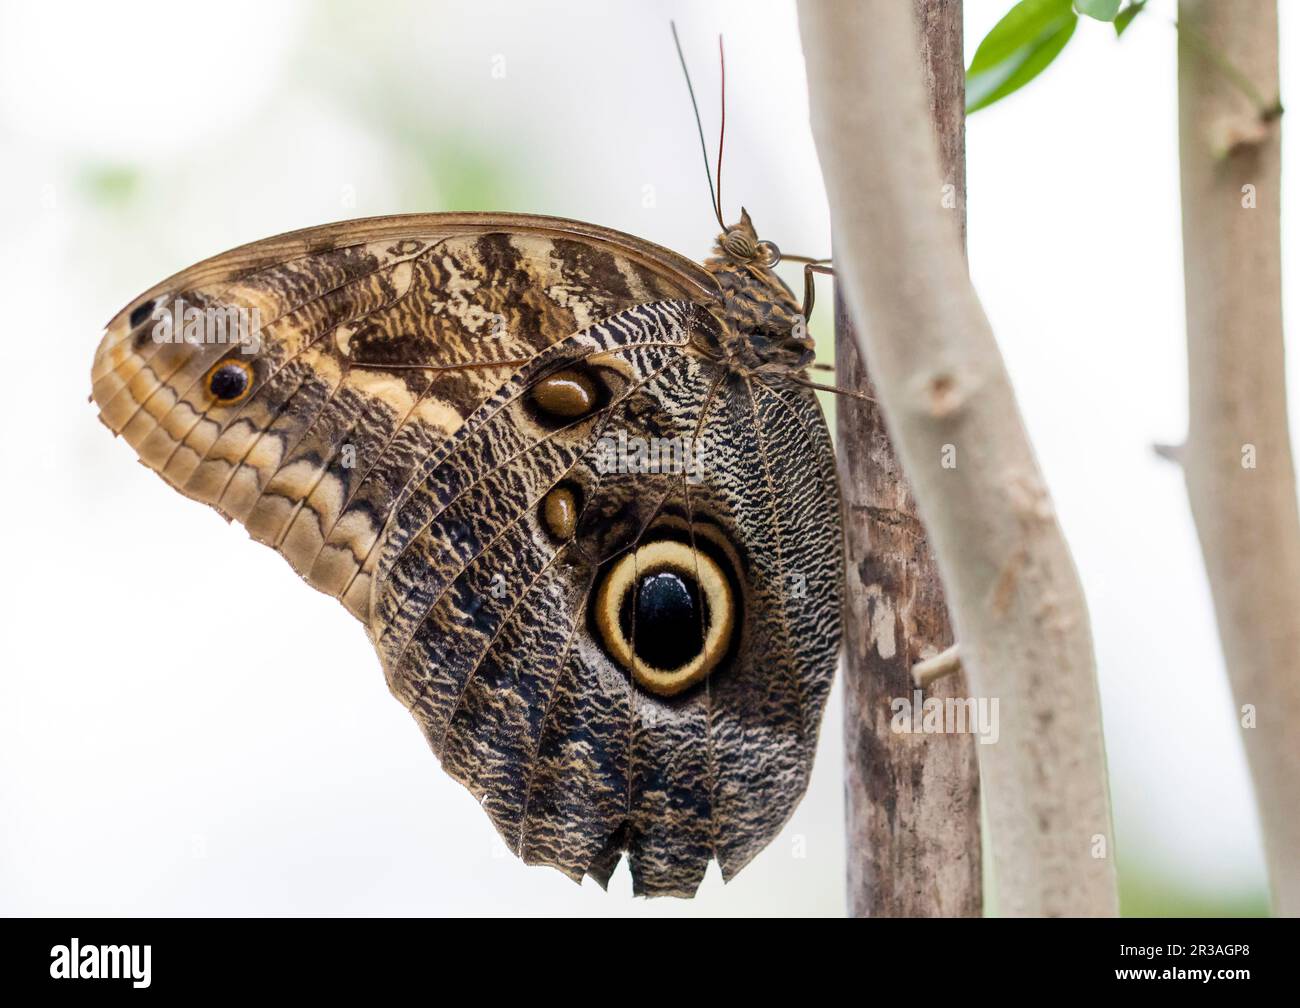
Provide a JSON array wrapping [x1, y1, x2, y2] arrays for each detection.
[[594, 539, 734, 697]]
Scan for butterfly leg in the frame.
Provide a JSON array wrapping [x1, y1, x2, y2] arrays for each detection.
[[800, 261, 835, 320], [786, 262, 873, 399]]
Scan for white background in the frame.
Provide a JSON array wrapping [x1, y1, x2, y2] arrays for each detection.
[[0, 0, 1292, 915]]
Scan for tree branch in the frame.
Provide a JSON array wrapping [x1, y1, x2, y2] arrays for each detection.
[[1178, 0, 1300, 916], [799, 0, 1118, 916], [835, 0, 981, 919]]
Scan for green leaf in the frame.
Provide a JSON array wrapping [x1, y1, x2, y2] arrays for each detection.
[[1075, 0, 1121, 21], [1114, 1, 1147, 36], [967, 0, 1079, 114]]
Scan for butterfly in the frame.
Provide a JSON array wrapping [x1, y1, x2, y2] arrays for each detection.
[[89, 38, 843, 900]]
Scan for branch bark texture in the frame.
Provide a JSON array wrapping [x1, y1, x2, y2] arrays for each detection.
[[836, 0, 981, 919], [1178, 0, 1300, 916], [799, 0, 1118, 916]]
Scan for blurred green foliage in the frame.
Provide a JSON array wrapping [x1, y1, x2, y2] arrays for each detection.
[[77, 164, 141, 208], [1119, 865, 1269, 917]]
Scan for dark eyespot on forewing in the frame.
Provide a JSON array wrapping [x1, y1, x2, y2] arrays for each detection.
[[205, 360, 252, 403], [128, 299, 156, 329]]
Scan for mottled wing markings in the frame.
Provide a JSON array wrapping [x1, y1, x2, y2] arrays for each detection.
[[750, 375, 843, 740], [93, 222, 707, 622], [375, 352, 689, 673], [620, 368, 730, 894], [371, 302, 731, 893], [371, 302, 704, 657], [94, 241, 427, 417]]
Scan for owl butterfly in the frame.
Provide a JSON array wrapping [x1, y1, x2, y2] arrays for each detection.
[[91, 205, 842, 897], [93, 17, 850, 894]]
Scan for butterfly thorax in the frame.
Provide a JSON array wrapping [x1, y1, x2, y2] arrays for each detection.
[[702, 210, 814, 376]]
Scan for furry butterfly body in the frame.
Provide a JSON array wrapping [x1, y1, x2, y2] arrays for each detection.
[[92, 211, 842, 897]]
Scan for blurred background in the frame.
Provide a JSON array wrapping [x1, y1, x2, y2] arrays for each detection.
[[0, 0, 1293, 916]]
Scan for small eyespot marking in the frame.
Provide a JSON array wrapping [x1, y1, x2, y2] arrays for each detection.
[[128, 299, 156, 329], [541, 484, 580, 541], [205, 360, 253, 404], [529, 369, 598, 419]]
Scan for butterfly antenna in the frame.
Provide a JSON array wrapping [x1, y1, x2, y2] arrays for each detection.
[[671, 21, 725, 232], [716, 34, 726, 225]]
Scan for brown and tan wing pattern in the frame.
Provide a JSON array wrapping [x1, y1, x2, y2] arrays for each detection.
[[92, 212, 843, 897], [368, 300, 842, 896], [91, 213, 719, 621]]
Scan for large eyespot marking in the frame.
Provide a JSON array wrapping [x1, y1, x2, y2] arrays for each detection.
[[529, 368, 598, 419], [204, 359, 253, 404], [594, 538, 736, 697]]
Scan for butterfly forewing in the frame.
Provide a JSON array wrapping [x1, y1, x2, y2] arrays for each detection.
[[92, 214, 713, 621]]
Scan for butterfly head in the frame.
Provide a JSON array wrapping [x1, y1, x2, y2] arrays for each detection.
[[713, 207, 777, 266], [705, 209, 815, 374]]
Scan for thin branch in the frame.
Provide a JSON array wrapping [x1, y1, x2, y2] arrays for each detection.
[[912, 644, 962, 689], [1153, 441, 1186, 464]]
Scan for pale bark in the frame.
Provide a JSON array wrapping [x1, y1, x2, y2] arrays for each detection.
[[1178, 0, 1300, 916], [836, 0, 981, 919], [799, 0, 1118, 916]]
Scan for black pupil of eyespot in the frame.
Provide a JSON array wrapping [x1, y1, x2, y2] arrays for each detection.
[[209, 364, 248, 400], [128, 300, 155, 328], [619, 570, 705, 671]]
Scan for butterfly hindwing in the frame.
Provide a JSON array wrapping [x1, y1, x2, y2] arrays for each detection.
[[364, 299, 841, 896]]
